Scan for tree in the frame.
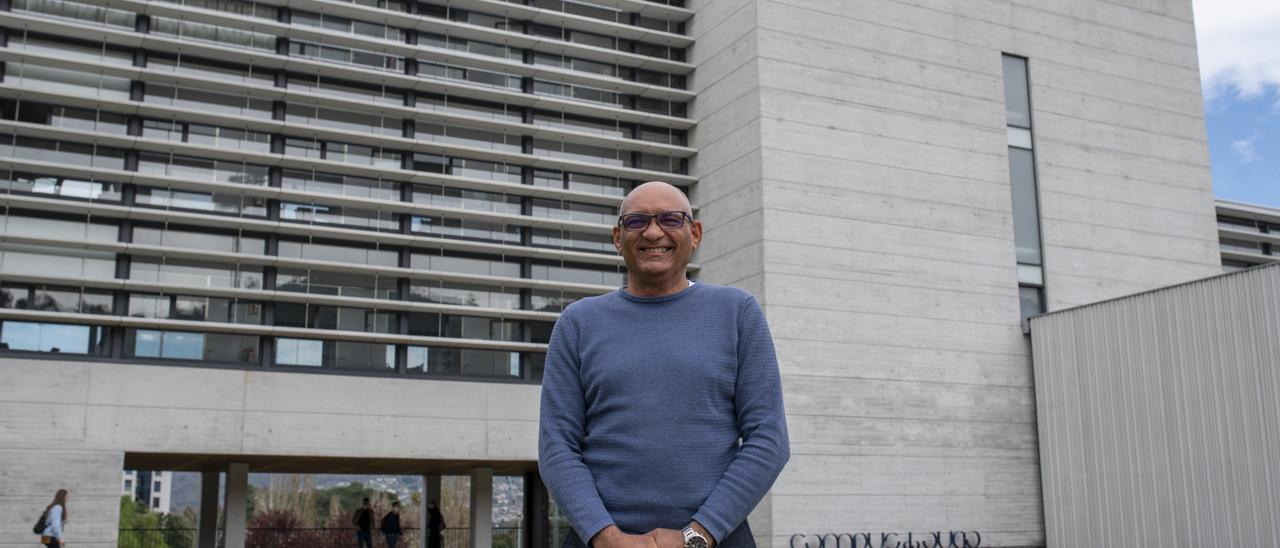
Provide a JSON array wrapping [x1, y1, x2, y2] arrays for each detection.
[[313, 481, 400, 526], [118, 496, 169, 548], [246, 509, 306, 548], [160, 509, 197, 548]]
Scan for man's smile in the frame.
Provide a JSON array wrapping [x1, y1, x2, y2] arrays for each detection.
[[640, 246, 674, 254]]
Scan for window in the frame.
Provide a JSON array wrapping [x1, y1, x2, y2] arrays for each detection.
[[128, 257, 264, 289], [132, 225, 265, 254], [531, 261, 624, 286], [531, 228, 614, 253], [290, 41, 405, 72], [280, 202, 399, 232], [145, 84, 274, 118], [142, 119, 272, 152], [411, 251, 520, 278], [282, 170, 401, 201], [2, 284, 114, 315], [413, 186, 522, 214], [277, 268, 396, 300], [0, 321, 106, 354], [411, 215, 521, 244], [529, 289, 591, 312], [0, 135, 126, 169], [152, 16, 276, 51], [137, 152, 270, 185], [277, 239, 399, 267], [5, 60, 130, 99], [275, 337, 394, 371], [128, 294, 262, 324], [407, 345, 520, 378], [0, 99, 129, 134], [409, 313, 520, 341], [274, 303, 397, 333], [135, 187, 269, 217], [408, 282, 520, 310], [1002, 54, 1045, 322], [12, 0, 135, 27], [128, 329, 259, 363], [286, 103, 400, 137], [0, 212, 118, 242], [0, 243, 117, 279], [2, 173, 122, 202]]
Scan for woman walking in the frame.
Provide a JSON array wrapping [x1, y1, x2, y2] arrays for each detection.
[[39, 489, 68, 548]]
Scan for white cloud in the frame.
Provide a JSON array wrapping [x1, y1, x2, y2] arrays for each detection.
[[1193, 0, 1280, 101], [1230, 138, 1260, 162]]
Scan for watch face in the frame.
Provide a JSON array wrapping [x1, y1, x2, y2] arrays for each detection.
[[686, 537, 708, 548]]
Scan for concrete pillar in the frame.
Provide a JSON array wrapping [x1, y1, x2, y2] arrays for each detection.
[[197, 471, 220, 548], [470, 468, 493, 548], [223, 463, 249, 548], [420, 474, 442, 548]]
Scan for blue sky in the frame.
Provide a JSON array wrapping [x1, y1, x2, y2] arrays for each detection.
[[1194, 0, 1280, 208]]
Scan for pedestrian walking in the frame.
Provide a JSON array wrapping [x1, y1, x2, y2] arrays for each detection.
[[37, 489, 69, 548], [352, 497, 374, 548], [381, 501, 403, 548]]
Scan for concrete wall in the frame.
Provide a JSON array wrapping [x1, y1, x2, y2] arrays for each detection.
[[687, 0, 1221, 546], [1030, 264, 1280, 546], [687, 0, 770, 544], [0, 358, 540, 548]]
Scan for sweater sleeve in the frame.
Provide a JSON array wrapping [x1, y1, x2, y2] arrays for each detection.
[[691, 296, 790, 543], [538, 310, 615, 545], [47, 505, 64, 539]]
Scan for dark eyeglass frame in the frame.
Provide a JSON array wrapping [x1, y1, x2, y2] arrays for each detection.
[[617, 211, 693, 231]]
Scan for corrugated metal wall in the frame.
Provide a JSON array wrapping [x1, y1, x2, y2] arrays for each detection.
[[1030, 263, 1280, 547]]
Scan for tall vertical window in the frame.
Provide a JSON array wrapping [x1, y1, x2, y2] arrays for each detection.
[[1002, 55, 1046, 322]]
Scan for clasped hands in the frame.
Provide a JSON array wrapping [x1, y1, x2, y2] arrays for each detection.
[[591, 524, 713, 548]]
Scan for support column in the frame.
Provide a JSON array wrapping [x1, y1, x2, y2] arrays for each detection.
[[197, 471, 220, 548], [470, 468, 493, 548], [223, 463, 249, 548], [420, 474, 442, 548], [523, 472, 547, 548]]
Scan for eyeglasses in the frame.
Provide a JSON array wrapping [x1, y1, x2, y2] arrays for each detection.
[[617, 211, 693, 231]]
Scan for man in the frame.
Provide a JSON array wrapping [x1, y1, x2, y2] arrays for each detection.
[[380, 501, 403, 548], [539, 182, 790, 548], [352, 497, 373, 548]]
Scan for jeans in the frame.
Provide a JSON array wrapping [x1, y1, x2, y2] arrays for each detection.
[[386, 533, 400, 548], [562, 522, 755, 548], [357, 530, 373, 548]]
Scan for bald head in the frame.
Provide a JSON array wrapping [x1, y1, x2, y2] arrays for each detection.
[[620, 181, 691, 215]]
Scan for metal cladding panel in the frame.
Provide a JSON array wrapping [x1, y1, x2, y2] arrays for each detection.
[[1030, 263, 1280, 547]]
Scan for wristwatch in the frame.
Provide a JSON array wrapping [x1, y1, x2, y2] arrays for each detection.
[[682, 527, 708, 548]]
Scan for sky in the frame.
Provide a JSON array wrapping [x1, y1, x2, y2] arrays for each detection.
[[1193, 0, 1280, 208]]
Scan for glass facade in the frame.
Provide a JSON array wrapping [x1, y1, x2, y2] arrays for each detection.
[[0, 0, 694, 381]]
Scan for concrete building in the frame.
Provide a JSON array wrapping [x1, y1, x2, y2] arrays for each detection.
[[1216, 198, 1280, 271], [0, 0, 1224, 548], [122, 470, 172, 514]]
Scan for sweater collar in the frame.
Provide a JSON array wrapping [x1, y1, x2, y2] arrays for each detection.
[[618, 280, 702, 303]]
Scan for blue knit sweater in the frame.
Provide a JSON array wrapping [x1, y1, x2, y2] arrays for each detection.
[[538, 283, 790, 545]]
